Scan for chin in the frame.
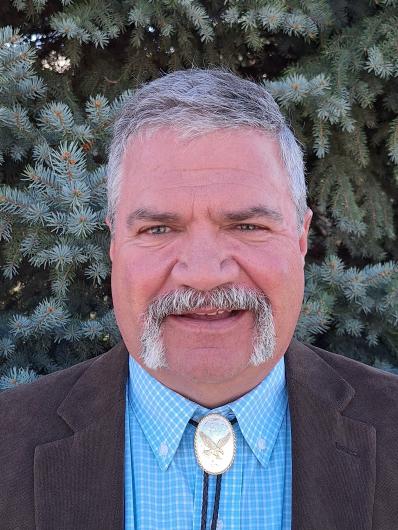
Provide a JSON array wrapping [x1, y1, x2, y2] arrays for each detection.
[[166, 347, 251, 385]]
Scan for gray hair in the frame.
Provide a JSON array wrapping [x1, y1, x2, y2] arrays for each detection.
[[107, 67, 307, 232]]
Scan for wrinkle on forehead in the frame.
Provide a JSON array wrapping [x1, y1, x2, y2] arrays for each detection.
[[134, 180, 272, 195], [123, 167, 289, 198], [127, 164, 273, 178]]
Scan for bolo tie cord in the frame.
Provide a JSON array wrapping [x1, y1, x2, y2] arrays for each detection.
[[189, 417, 238, 530]]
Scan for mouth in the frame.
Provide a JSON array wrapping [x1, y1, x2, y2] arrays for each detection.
[[167, 309, 247, 330], [174, 309, 241, 320]]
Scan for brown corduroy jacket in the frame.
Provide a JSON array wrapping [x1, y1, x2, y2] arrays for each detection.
[[1, 338, 398, 530]]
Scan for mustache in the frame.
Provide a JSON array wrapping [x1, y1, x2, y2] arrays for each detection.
[[143, 285, 273, 323], [139, 285, 276, 369]]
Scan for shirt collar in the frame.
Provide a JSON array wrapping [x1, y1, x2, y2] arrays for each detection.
[[127, 354, 287, 471], [128, 356, 198, 471], [229, 356, 288, 468]]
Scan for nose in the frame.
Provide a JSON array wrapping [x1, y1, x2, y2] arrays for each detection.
[[170, 229, 240, 292]]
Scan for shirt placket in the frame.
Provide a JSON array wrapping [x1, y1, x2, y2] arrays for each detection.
[[218, 423, 243, 530]]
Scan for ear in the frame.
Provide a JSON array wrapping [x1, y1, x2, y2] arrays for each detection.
[[105, 216, 114, 263], [298, 208, 313, 265]]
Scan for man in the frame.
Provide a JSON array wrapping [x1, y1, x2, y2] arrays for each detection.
[[1, 68, 398, 530]]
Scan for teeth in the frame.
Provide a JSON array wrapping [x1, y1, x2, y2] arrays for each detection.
[[194, 309, 232, 316], [175, 309, 236, 317]]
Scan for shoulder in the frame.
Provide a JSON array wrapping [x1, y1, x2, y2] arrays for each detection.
[[0, 354, 98, 438], [0, 353, 98, 403], [306, 343, 398, 424], [307, 343, 398, 389], [0, 342, 126, 523], [0, 352, 100, 520]]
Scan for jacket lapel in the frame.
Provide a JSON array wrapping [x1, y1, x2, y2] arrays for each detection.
[[285, 339, 376, 530], [34, 342, 129, 530]]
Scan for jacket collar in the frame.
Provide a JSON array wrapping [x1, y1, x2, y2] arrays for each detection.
[[56, 340, 129, 432], [34, 339, 376, 530]]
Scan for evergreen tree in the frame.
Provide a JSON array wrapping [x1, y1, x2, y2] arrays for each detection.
[[1, 0, 397, 390]]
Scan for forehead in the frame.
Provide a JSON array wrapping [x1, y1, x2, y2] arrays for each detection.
[[118, 127, 292, 211]]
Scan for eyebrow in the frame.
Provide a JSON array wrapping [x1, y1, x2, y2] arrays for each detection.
[[126, 204, 283, 228], [222, 205, 283, 224], [126, 208, 180, 228]]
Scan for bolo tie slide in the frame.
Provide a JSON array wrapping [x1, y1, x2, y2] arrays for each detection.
[[189, 414, 237, 530]]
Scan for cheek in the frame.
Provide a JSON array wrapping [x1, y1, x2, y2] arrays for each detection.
[[111, 247, 171, 311], [111, 249, 171, 346], [239, 242, 305, 313]]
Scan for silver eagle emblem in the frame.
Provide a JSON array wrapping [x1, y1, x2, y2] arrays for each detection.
[[199, 431, 231, 459]]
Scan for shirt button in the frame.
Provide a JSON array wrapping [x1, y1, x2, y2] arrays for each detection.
[[159, 442, 169, 457], [217, 519, 223, 530], [257, 437, 266, 451]]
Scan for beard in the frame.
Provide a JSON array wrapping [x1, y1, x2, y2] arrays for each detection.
[[138, 285, 276, 371]]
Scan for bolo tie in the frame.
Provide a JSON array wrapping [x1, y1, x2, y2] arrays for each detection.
[[189, 413, 238, 530]]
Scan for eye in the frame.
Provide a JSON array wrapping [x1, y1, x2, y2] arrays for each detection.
[[236, 224, 264, 231], [140, 225, 171, 235]]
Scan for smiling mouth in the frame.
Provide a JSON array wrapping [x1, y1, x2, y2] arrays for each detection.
[[173, 309, 242, 321]]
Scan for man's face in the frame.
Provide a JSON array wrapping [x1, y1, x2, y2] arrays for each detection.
[[108, 127, 312, 403]]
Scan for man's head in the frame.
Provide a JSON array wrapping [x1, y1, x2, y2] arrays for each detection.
[[106, 68, 312, 406]]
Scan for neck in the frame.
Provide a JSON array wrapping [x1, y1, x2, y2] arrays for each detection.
[[142, 355, 283, 408]]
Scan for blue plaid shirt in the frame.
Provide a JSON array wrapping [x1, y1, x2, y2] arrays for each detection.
[[124, 354, 292, 529]]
